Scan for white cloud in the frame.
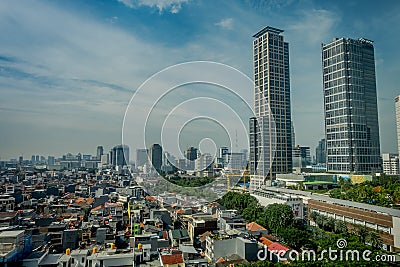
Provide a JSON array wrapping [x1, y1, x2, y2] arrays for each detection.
[[117, 0, 190, 14], [215, 18, 234, 30]]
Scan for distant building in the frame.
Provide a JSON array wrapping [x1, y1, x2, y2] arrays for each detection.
[[185, 147, 198, 170], [292, 146, 311, 168], [96, 146, 104, 160], [149, 144, 163, 172], [382, 153, 399, 175], [136, 149, 148, 168], [322, 37, 381, 173], [111, 145, 129, 167], [315, 138, 326, 164]]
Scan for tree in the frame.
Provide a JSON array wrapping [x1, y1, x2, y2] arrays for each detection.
[[357, 226, 369, 243], [366, 231, 382, 249], [334, 220, 347, 234], [264, 203, 294, 234], [323, 217, 336, 232]]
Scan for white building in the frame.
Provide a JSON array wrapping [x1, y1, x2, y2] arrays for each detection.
[[382, 153, 399, 175]]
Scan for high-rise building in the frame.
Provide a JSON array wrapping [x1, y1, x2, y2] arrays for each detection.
[[185, 147, 198, 170], [315, 138, 326, 164], [48, 156, 55, 166], [136, 149, 148, 168], [149, 144, 163, 172], [111, 145, 129, 167], [396, 96, 400, 156], [382, 153, 399, 175], [322, 37, 381, 173], [292, 146, 311, 168], [250, 26, 292, 189], [96, 146, 103, 161]]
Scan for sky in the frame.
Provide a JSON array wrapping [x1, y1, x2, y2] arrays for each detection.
[[0, 0, 400, 160]]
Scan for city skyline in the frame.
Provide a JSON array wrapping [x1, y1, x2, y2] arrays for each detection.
[[1, 1, 400, 159]]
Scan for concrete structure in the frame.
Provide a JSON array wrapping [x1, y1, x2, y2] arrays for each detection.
[[322, 37, 381, 173], [309, 195, 400, 252], [250, 26, 293, 189], [205, 235, 259, 262], [382, 153, 399, 175], [252, 188, 304, 219]]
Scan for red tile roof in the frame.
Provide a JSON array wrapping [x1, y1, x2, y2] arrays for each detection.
[[268, 242, 289, 252], [246, 222, 266, 231], [259, 237, 273, 247], [160, 254, 184, 265]]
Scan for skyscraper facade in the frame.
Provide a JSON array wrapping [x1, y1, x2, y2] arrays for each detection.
[[250, 26, 292, 189], [96, 146, 103, 161], [322, 38, 381, 173], [149, 144, 163, 172], [315, 138, 326, 164], [111, 145, 129, 167], [396, 96, 400, 156]]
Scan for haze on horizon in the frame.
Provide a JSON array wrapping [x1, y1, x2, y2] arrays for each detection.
[[0, 0, 399, 160]]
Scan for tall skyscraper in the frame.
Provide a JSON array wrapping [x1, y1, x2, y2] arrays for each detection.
[[111, 145, 129, 167], [149, 144, 163, 172], [136, 148, 148, 168], [315, 138, 326, 164], [96, 146, 103, 160], [322, 37, 381, 173], [250, 26, 292, 189], [396, 96, 400, 156], [185, 147, 198, 170]]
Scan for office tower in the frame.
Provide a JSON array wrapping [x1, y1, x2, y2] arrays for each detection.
[[322, 37, 381, 173], [96, 146, 103, 160], [250, 26, 292, 189], [315, 138, 326, 164], [48, 156, 55, 166], [185, 147, 198, 170], [149, 144, 163, 172], [31, 155, 35, 164], [136, 149, 148, 168], [292, 146, 311, 168], [112, 145, 129, 167], [382, 153, 399, 175], [322, 38, 381, 173], [396, 96, 400, 156]]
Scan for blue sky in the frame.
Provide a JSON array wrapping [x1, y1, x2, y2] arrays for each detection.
[[0, 0, 399, 160]]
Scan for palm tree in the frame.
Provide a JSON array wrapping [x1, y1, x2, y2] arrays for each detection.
[[324, 217, 336, 232], [366, 231, 382, 249], [334, 220, 347, 234], [357, 226, 369, 243]]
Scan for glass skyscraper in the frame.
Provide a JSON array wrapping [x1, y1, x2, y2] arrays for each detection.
[[250, 26, 292, 189], [322, 38, 381, 173]]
